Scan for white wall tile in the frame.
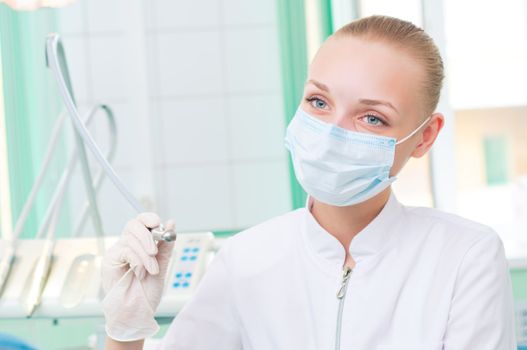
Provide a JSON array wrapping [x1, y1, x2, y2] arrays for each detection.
[[61, 36, 90, 103], [95, 167, 143, 235], [144, 36, 160, 96], [64, 167, 88, 236], [223, 27, 282, 93], [56, 0, 86, 35], [158, 97, 229, 164], [222, 0, 276, 26], [147, 0, 221, 30], [88, 35, 131, 101], [142, 0, 156, 30], [92, 101, 148, 170], [163, 165, 233, 231], [147, 100, 165, 163], [227, 94, 286, 160], [55, 0, 290, 234], [64, 166, 137, 237], [156, 31, 223, 96], [151, 159, 167, 213], [86, 0, 128, 34], [232, 161, 291, 228]]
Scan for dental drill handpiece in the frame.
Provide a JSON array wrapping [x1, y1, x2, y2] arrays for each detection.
[[150, 224, 177, 243]]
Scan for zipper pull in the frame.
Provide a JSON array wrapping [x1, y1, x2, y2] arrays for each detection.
[[336, 266, 352, 299]]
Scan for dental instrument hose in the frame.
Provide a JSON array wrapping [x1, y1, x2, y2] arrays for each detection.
[[45, 33, 176, 243]]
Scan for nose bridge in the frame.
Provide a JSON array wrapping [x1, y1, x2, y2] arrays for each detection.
[[334, 110, 352, 129]]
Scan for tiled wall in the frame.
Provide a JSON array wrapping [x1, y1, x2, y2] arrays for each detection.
[[57, 0, 291, 235]]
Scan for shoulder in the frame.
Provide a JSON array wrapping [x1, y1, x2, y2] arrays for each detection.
[[219, 209, 304, 274], [405, 205, 499, 239], [401, 204, 503, 254]]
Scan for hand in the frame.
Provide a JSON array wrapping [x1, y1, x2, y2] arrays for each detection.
[[101, 213, 175, 342]]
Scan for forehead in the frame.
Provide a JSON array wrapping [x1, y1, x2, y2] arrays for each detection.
[[308, 36, 425, 118]]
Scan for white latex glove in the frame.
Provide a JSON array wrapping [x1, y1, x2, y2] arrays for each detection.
[[102, 213, 175, 342]]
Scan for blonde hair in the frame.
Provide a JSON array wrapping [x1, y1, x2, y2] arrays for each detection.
[[334, 15, 444, 116]]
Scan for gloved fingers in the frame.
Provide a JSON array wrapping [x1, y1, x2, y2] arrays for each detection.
[[157, 238, 175, 258], [120, 246, 147, 280], [150, 219, 176, 275], [164, 219, 175, 232], [125, 235, 160, 276], [156, 240, 175, 276], [102, 244, 129, 293], [124, 219, 158, 256], [156, 219, 175, 260], [137, 212, 161, 229]]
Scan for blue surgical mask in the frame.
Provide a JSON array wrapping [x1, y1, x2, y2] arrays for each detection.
[[284, 108, 431, 206]]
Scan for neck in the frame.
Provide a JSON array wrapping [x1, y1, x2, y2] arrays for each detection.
[[311, 188, 392, 253]]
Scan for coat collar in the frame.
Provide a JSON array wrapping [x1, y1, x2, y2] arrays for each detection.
[[301, 192, 404, 275]]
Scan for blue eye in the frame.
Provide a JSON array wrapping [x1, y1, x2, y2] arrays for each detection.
[[363, 114, 385, 126], [306, 97, 327, 109]]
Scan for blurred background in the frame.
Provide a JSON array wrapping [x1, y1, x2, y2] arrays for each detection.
[[1, 0, 527, 348]]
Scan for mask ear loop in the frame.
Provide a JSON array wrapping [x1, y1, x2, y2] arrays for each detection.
[[395, 115, 432, 145]]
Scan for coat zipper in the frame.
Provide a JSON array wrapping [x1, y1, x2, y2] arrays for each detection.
[[335, 266, 352, 350]]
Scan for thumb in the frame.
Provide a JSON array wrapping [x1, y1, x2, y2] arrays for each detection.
[[156, 240, 175, 276], [157, 219, 175, 259], [155, 219, 176, 275], [164, 219, 175, 233]]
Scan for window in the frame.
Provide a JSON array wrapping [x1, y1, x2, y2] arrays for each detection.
[[444, 0, 527, 241]]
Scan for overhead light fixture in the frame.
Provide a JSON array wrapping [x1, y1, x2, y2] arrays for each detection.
[[0, 0, 75, 11]]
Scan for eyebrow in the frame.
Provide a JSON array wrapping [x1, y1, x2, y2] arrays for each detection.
[[358, 99, 399, 115], [305, 79, 399, 115], [305, 79, 330, 93]]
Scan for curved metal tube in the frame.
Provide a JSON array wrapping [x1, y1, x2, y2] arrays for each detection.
[[46, 33, 144, 213], [0, 112, 66, 297], [0, 105, 113, 298], [19, 105, 113, 316], [45, 34, 105, 244], [34, 105, 113, 241], [73, 105, 117, 237], [45, 33, 176, 243], [10, 112, 67, 241]]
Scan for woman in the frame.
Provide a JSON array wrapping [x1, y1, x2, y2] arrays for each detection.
[[102, 15, 516, 349]]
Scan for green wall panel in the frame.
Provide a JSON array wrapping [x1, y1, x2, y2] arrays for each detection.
[[0, 4, 68, 238]]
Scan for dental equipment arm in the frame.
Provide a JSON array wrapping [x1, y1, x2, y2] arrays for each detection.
[[73, 105, 117, 237], [0, 103, 112, 298], [20, 106, 113, 316], [45, 34, 105, 249], [21, 174, 67, 316], [0, 112, 66, 297], [45, 33, 176, 243]]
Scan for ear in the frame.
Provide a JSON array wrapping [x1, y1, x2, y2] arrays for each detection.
[[411, 112, 444, 158]]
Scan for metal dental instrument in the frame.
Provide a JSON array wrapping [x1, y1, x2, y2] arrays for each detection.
[[0, 105, 113, 299], [21, 175, 66, 317], [0, 112, 66, 298], [72, 105, 117, 237], [61, 106, 117, 308], [58, 107, 116, 309], [45, 33, 177, 243], [45, 35, 105, 252], [19, 106, 114, 316]]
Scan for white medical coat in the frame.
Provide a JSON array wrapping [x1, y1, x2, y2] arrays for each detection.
[[158, 194, 516, 349]]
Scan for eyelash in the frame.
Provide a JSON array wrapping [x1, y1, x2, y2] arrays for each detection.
[[362, 113, 387, 126], [304, 96, 387, 126], [305, 96, 327, 109]]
